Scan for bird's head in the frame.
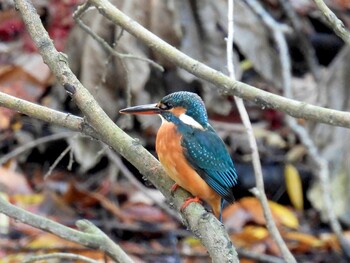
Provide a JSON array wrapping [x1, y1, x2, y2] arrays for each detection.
[[120, 91, 208, 129]]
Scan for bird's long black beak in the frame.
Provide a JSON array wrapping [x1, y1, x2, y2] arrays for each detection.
[[119, 104, 161, 115]]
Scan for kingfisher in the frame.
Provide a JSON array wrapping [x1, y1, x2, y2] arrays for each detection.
[[120, 91, 237, 220]]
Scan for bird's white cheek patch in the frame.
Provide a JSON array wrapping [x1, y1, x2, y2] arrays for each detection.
[[159, 114, 167, 124], [179, 113, 205, 130]]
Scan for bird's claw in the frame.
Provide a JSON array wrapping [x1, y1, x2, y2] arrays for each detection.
[[180, 196, 202, 212], [170, 183, 179, 194]]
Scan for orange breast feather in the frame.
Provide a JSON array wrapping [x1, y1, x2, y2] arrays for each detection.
[[156, 121, 221, 218]]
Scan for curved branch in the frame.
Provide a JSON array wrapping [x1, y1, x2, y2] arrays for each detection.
[[0, 89, 237, 262], [13, 0, 238, 262], [0, 131, 75, 166], [87, 0, 350, 129], [24, 252, 98, 263], [227, 0, 296, 262], [313, 0, 350, 45], [252, 0, 350, 257], [73, 11, 164, 72], [0, 92, 98, 139], [0, 196, 133, 263], [0, 92, 180, 221]]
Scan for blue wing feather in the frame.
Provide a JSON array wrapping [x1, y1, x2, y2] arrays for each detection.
[[179, 124, 237, 203]]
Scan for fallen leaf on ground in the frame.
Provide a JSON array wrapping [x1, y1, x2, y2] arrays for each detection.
[[284, 163, 304, 210], [0, 167, 32, 194], [284, 231, 325, 253], [224, 197, 299, 230]]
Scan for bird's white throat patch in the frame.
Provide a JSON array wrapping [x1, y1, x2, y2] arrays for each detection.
[[179, 113, 205, 130]]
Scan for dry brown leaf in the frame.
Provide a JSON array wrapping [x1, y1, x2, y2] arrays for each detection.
[[269, 201, 299, 229], [253, 128, 287, 148], [0, 254, 27, 263], [68, 137, 103, 172], [308, 46, 350, 225], [238, 197, 299, 229], [0, 167, 32, 194], [217, 0, 282, 86], [239, 197, 266, 225], [284, 163, 304, 210], [320, 231, 350, 252], [175, 0, 240, 115], [122, 203, 168, 223], [223, 202, 254, 231], [26, 232, 83, 249], [78, 250, 113, 261], [230, 225, 269, 248], [0, 65, 46, 94], [0, 99, 14, 129], [11, 193, 44, 213], [284, 231, 325, 253], [0, 65, 48, 129], [150, 0, 181, 67], [285, 145, 307, 163], [14, 53, 52, 85], [291, 74, 318, 105]]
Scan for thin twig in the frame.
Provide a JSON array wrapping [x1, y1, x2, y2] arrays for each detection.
[[76, 16, 132, 101], [0, 131, 76, 166], [74, 7, 142, 111], [312, 0, 350, 45], [287, 118, 350, 259], [245, 0, 292, 34], [226, 0, 235, 79], [3, 242, 283, 263], [281, 3, 350, 260], [0, 196, 134, 263], [73, 10, 164, 72], [24, 252, 98, 263], [237, 248, 284, 263], [87, 0, 350, 128], [73, 1, 91, 19], [226, 1, 296, 262], [0, 92, 99, 139], [249, 0, 350, 258], [14, 1, 239, 262], [278, 0, 320, 81], [44, 144, 72, 179], [68, 147, 74, 170]]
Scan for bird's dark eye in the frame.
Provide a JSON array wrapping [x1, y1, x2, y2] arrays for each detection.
[[158, 102, 172, 110]]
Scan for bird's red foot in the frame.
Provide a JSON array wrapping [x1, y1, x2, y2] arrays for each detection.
[[180, 196, 202, 212], [170, 183, 179, 193]]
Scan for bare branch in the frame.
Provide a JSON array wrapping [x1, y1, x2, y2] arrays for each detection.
[[278, 0, 320, 80], [6, 0, 349, 261], [0, 196, 133, 263], [0, 92, 98, 139], [24, 252, 98, 263], [87, 0, 350, 128], [226, 1, 295, 262], [237, 248, 284, 263], [313, 0, 350, 45], [248, 0, 350, 258], [44, 144, 72, 179], [13, 0, 238, 262], [288, 119, 350, 258], [0, 131, 76, 166], [73, 11, 164, 72]]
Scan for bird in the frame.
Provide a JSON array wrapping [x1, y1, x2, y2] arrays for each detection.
[[119, 91, 237, 221]]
